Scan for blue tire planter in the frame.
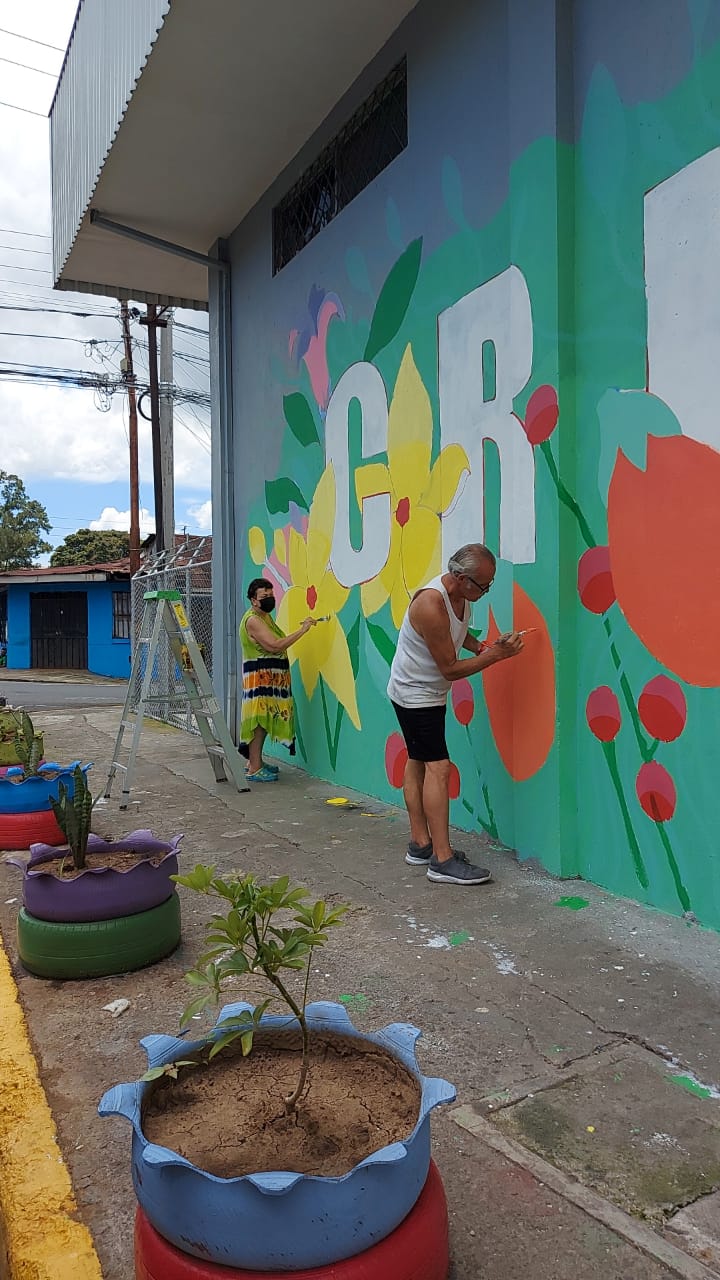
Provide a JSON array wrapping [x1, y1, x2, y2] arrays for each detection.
[[99, 1000, 456, 1272], [0, 761, 89, 814]]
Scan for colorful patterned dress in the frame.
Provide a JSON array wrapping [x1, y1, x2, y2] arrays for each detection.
[[239, 608, 295, 752]]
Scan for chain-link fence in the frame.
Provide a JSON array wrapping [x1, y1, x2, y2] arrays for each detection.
[[130, 538, 213, 734]]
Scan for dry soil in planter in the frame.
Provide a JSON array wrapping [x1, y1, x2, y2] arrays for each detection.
[[35, 848, 167, 878], [142, 1031, 421, 1179]]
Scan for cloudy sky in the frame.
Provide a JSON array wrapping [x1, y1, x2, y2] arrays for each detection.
[[0, 0, 212, 558]]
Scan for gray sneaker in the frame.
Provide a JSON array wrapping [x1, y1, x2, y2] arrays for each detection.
[[426, 851, 492, 885], [405, 840, 433, 866]]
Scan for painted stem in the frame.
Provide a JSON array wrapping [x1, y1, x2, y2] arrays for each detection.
[[318, 677, 338, 771], [464, 725, 500, 838], [539, 441, 596, 549], [294, 714, 306, 760], [649, 805, 691, 914], [602, 617, 652, 761], [602, 740, 650, 889]]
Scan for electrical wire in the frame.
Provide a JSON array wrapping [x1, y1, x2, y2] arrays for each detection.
[[0, 55, 57, 77], [0, 26, 64, 52], [0, 99, 48, 117], [0, 244, 51, 255], [0, 227, 49, 238]]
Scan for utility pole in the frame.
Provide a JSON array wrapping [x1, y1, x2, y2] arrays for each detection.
[[139, 305, 168, 553], [120, 301, 141, 574], [159, 314, 175, 555]]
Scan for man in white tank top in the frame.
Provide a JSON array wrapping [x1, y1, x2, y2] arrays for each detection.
[[387, 543, 522, 885]]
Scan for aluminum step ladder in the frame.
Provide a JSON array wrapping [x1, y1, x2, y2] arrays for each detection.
[[105, 589, 249, 809]]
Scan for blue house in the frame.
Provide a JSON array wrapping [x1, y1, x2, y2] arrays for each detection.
[[0, 560, 131, 678]]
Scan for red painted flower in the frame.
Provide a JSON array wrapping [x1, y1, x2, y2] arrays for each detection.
[[586, 686, 621, 742], [448, 763, 461, 800], [638, 676, 687, 742], [395, 497, 411, 527], [636, 762, 676, 822], [578, 546, 616, 615], [522, 385, 559, 445], [306, 584, 318, 610], [385, 733, 408, 789], [451, 679, 474, 726]]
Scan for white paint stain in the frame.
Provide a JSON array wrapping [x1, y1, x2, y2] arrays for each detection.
[[484, 944, 519, 976]]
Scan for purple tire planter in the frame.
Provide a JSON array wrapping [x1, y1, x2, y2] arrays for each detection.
[[6, 829, 184, 923], [0, 761, 88, 814]]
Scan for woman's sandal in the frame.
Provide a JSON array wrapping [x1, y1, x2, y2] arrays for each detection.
[[246, 764, 278, 783]]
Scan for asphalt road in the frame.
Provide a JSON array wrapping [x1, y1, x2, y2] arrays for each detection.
[[0, 680, 127, 710]]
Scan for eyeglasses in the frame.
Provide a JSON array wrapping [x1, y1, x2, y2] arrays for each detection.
[[463, 572, 494, 595]]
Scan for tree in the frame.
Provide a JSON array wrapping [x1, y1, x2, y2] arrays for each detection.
[[50, 528, 130, 568], [0, 471, 52, 571]]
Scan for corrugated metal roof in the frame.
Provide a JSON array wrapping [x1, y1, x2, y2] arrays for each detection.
[[50, 0, 171, 285]]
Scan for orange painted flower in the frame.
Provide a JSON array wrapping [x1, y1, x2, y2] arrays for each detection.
[[481, 583, 556, 781], [608, 435, 720, 686]]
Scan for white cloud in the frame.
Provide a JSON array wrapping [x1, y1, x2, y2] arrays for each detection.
[[187, 499, 212, 531], [90, 506, 156, 534]]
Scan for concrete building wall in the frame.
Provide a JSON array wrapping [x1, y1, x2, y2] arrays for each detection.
[[215, 0, 720, 928], [6, 583, 130, 679]]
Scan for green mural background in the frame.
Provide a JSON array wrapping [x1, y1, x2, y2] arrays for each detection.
[[243, 32, 720, 930]]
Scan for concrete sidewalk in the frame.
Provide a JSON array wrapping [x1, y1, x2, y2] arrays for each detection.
[[1, 707, 719, 1280], [0, 668, 127, 685]]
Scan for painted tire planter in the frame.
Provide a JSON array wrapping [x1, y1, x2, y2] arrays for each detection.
[[0, 808, 65, 850], [0, 761, 87, 814], [8, 830, 183, 923], [99, 1001, 456, 1272], [133, 1159, 449, 1279], [17, 893, 182, 979]]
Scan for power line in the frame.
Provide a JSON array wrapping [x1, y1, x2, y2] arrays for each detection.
[[0, 262, 51, 273], [0, 55, 57, 77], [0, 227, 49, 238], [0, 244, 51, 255], [0, 99, 48, 118], [0, 27, 64, 52]]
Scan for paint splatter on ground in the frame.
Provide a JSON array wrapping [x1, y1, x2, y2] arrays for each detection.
[[483, 944, 519, 975], [555, 895, 590, 910], [668, 1073, 717, 1100], [338, 993, 370, 1009], [448, 930, 471, 946]]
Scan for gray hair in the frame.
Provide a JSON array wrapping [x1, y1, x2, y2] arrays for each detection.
[[447, 543, 496, 576]]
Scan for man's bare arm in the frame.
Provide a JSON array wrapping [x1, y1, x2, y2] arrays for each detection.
[[409, 593, 522, 680]]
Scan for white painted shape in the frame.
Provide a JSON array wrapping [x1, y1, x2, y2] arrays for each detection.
[[438, 266, 535, 565], [326, 362, 392, 587], [645, 148, 720, 449]]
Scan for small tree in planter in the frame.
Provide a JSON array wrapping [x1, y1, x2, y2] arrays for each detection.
[[158, 866, 347, 1113]]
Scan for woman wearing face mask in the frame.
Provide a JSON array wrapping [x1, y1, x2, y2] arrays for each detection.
[[238, 577, 316, 782]]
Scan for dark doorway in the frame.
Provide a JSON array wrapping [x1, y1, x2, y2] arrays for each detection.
[[30, 592, 88, 669]]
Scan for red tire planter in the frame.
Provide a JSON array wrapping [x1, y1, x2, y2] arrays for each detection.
[[134, 1160, 449, 1279], [0, 809, 64, 851]]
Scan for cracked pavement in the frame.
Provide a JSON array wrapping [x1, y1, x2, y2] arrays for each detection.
[[1, 706, 720, 1278]]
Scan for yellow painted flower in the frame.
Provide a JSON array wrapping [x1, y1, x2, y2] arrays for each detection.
[[355, 344, 469, 628], [276, 465, 360, 729]]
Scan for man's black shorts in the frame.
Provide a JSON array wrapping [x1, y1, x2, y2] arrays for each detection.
[[391, 700, 449, 763]]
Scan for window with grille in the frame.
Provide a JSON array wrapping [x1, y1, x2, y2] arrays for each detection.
[[273, 59, 408, 273], [112, 590, 131, 640]]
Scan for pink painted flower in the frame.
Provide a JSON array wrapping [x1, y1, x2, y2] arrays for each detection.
[[385, 733, 408, 789], [586, 686, 621, 742], [289, 285, 345, 412], [521, 385, 559, 445], [638, 676, 687, 743], [451, 679, 474, 726], [578, 546, 616, 615], [636, 762, 676, 822]]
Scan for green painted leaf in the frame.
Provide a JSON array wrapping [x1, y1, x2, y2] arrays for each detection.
[[265, 477, 309, 514], [283, 393, 320, 448], [364, 238, 423, 363], [366, 620, 396, 666], [347, 615, 361, 679], [596, 389, 681, 504]]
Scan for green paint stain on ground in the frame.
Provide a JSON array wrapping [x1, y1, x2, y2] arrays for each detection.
[[555, 896, 590, 911], [669, 1073, 712, 1099], [339, 994, 369, 1008], [448, 930, 471, 946]]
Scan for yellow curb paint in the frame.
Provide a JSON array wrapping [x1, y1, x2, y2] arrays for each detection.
[[0, 939, 102, 1279]]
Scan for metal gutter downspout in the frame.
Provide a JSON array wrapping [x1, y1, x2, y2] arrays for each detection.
[[209, 239, 238, 739]]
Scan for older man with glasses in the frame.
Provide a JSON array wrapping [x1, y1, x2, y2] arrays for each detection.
[[387, 543, 523, 885]]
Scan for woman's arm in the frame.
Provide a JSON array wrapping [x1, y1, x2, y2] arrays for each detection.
[[246, 613, 315, 654]]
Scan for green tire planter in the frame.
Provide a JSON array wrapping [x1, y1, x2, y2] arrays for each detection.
[[17, 892, 181, 979]]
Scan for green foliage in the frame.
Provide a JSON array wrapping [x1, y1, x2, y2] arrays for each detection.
[[13, 710, 43, 777], [50, 765, 93, 871], [366, 619, 397, 666], [283, 393, 320, 448], [0, 471, 51, 571], [364, 238, 423, 363], [168, 866, 347, 1112], [265, 477, 309, 514], [49, 528, 130, 568]]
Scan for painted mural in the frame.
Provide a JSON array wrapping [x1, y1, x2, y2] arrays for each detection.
[[245, 20, 720, 930]]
